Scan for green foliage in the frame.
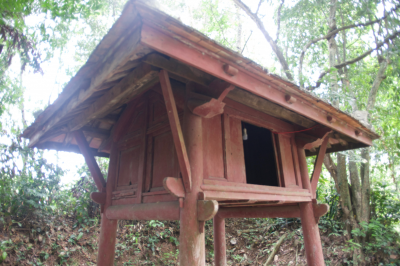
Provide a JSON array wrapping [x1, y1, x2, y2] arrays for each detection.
[[0, 130, 65, 227], [346, 219, 400, 264]]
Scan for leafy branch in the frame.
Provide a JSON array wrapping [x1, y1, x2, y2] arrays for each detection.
[[299, 3, 400, 88], [305, 30, 400, 91]]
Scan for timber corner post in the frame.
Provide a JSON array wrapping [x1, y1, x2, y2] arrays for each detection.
[[22, 1, 379, 265]]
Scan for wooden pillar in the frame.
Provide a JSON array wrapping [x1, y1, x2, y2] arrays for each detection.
[[297, 144, 325, 266], [213, 215, 226, 266], [97, 146, 119, 266], [97, 214, 118, 266], [179, 84, 205, 265]]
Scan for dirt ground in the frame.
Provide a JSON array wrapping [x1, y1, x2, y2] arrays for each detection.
[[0, 217, 358, 265]]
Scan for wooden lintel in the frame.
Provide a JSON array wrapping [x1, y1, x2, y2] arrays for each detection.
[[143, 53, 214, 85], [144, 52, 317, 128], [74, 130, 106, 191], [197, 200, 219, 221], [163, 177, 185, 198], [310, 133, 330, 198], [159, 70, 192, 191], [68, 63, 158, 132]]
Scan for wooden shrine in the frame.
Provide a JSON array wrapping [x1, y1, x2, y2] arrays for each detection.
[[22, 1, 379, 265]]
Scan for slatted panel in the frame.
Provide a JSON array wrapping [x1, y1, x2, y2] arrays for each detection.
[[117, 145, 141, 187], [224, 114, 246, 183], [276, 134, 298, 188], [149, 130, 179, 191], [203, 115, 225, 180]]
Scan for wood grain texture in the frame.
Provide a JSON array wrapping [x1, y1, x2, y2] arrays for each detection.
[[159, 70, 192, 191], [69, 63, 158, 131], [140, 24, 374, 145]]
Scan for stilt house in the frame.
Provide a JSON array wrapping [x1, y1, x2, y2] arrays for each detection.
[[22, 1, 379, 265]]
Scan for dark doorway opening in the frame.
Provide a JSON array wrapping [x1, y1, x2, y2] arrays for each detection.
[[242, 122, 279, 186]]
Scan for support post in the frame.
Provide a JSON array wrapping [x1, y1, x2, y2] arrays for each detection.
[[97, 214, 118, 266], [297, 142, 326, 266], [74, 130, 106, 191], [97, 145, 119, 266], [213, 214, 226, 266], [179, 83, 205, 266]]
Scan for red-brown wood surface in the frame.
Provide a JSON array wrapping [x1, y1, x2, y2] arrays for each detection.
[[213, 215, 226, 266], [105, 201, 180, 220], [97, 214, 118, 266], [224, 114, 246, 183], [202, 115, 225, 180], [140, 24, 373, 146], [276, 134, 298, 188], [97, 144, 119, 266], [159, 70, 192, 191], [299, 202, 326, 266], [297, 142, 326, 266], [150, 130, 178, 190], [117, 145, 141, 187], [74, 130, 106, 191], [310, 134, 330, 198], [163, 177, 185, 198], [179, 84, 205, 265]]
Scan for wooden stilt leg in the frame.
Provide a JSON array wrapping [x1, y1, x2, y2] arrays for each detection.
[[97, 214, 118, 266], [299, 202, 325, 266], [213, 215, 226, 266], [179, 84, 205, 266], [297, 142, 325, 266]]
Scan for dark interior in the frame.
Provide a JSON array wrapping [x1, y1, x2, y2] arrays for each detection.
[[242, 122, 279, 186]]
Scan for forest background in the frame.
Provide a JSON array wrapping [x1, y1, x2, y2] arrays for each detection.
[[0, 0, 399, 265]]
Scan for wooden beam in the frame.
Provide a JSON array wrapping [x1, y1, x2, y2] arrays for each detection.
[[97, 114, 120, 124], [143, 53, 214, 85], [82, 126, 111, 139], [310, 133, 330, 198], [68, 63, 158, 131], [159, 70, 192, 191], [227, 88, 316, 128], [143, 52, 316, 128], [27, 26, 149, 148], [36, 141, 109, 157], [217, 204, 329, 219], [105, 202, 180, 221], [140, 24, 373, 146], [74, 130, 106, 191]]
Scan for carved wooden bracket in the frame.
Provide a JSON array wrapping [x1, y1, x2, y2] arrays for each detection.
[[313, 203, 329, 223], [163, 177, 186, 208], [91, 192, 106, 205], [198, 200, 219, 233], [188, 84, 234, 118]]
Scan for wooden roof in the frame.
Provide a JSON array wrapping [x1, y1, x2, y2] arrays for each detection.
[[22, 0, 379, 157]]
